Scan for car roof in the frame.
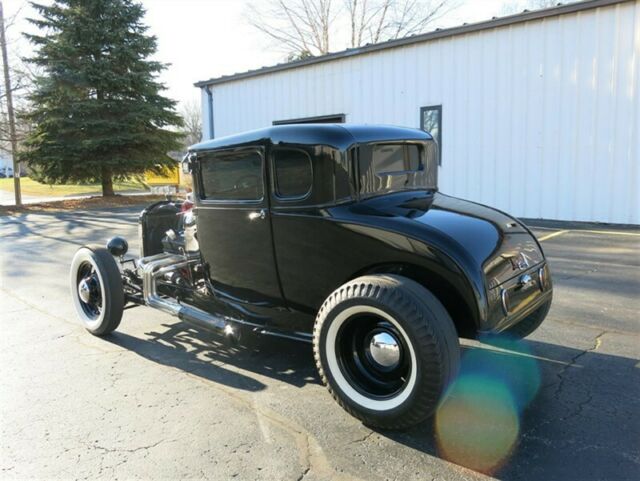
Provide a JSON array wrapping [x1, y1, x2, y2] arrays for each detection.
[[189, 124, 432, 152]]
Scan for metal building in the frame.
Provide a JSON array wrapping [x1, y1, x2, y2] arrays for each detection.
[[195, 0, 639, 224]]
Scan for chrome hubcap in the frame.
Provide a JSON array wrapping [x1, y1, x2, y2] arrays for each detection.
[[369, 332, 401, 369], [78, 277, 93, 303], [76, 262, 102, 319]]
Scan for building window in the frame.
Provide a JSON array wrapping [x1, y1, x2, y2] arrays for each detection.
[[420, 105, 442, 165], [273, 148, 313, 199], [200, 149, 263, 201], [273, 113, 345, 125]]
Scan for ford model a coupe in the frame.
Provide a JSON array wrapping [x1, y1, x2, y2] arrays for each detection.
[[70, 124, 552, 429]]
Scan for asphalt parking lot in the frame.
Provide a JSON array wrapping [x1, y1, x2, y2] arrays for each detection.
[[1, 206, 638, 480]]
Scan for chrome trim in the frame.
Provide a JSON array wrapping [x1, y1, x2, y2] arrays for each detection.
[[248, 209, 267, 220], [500, 288, 510, 316], [137, 253, 229, 333], [538, 266, 546, 291], [138, 221, 145, 258]]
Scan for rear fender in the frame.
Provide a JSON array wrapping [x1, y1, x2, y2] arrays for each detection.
[[351, 261, 480, 339]]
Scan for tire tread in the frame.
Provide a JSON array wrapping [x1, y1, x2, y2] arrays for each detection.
[[313, 274, 459, 430], [73, 246, 124, 336]]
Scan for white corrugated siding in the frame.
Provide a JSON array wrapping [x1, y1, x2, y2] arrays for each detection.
[[201, 1, 640, 224]]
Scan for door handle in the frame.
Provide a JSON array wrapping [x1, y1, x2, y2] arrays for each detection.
[[248, 209, 267, 221]]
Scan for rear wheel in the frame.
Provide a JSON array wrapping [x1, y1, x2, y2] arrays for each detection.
[[70, 246, 124, 336], [313, 275, 460, 430]]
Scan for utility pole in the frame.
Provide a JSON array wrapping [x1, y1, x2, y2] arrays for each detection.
[[0, 1, 22, 206]]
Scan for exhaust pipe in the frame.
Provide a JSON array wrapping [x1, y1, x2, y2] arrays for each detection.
[[137, 253, 239, 340]]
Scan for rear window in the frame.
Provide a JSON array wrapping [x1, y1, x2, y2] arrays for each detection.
[[370, 144, 421, 174], [200, 150, 263, 201], [358, 142, 437, 196]]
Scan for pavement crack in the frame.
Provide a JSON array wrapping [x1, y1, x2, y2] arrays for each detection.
[[347, 430, 374, 445], [91, 438, 172, 454], [552, 330, 606, 401], [525, 331, 607, 438], [295, 466, 311, 481]]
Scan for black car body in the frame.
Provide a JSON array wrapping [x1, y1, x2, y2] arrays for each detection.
[[71, 124, 552, 429], [181, 124, 551, 338]]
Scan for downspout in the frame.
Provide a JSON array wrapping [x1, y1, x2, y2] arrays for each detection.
[[204, 85, 214, 139]]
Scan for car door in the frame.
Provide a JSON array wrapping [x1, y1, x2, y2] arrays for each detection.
[[195, 146, 283, 307]]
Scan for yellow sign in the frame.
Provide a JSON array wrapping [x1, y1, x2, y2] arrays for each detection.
[[144, 164, 180, 186]]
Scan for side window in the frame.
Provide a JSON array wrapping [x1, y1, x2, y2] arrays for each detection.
[[200, 149, 263, 201], [420, 105, 442, 165], [273, 148, 312, 199]]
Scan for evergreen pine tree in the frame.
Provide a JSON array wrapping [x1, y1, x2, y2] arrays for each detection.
[[21, 0, 183, 196]]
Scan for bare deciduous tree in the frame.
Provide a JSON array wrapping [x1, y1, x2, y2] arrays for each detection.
[[179, 99, 202, 148], [0, 4, 35, 157], [249, 0, 337, 56], [346, 0, 454, 47], [249, 0, 458, 58]]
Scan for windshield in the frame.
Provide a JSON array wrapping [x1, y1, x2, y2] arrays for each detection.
[[358, 141, 438, 197]]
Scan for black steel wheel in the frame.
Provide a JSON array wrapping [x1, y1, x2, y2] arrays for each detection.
[[70, 246, 124, 336], [313, 274, 460, 430], [336, 313, 412, 400]]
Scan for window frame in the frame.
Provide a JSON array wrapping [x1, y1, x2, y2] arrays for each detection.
[[270, 146, 314, 202], [420, 105, 442, 166], [197, 146, 266, 205], [356, 140, 430, 197]]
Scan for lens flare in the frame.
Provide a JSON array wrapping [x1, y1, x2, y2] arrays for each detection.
[[436, 374, 519, 473], [467, 335, 541, 413], [435, 339, 542, 474]]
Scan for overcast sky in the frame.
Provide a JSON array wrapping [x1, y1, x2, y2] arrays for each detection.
[[3, 0, 549, 106]]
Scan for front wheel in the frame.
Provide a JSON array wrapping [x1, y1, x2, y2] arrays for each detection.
[[70, 246, 124, 336], [313, 275, 460, 430]]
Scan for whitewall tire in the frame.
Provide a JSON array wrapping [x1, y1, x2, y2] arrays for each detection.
[[313, 274, 460, 429], [70, 246, 124, 336]]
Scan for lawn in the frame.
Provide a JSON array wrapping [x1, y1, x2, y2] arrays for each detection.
[[0, 177, 148, 197]]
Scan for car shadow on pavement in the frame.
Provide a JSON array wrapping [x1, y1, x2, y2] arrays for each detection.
[[106, 323, 639, 481], [106, 321, 319, 393]]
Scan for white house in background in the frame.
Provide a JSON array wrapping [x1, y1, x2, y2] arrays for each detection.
[[195, 0, 639, 225], [0, 154, 13, 176]]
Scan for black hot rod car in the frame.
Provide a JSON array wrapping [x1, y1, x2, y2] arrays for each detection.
[[70, 124, 552, 429]]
